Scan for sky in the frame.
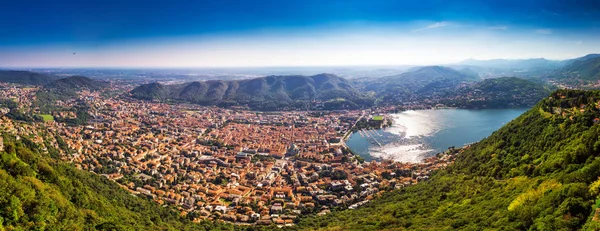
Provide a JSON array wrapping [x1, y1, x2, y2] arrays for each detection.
[[1, 0, 600, 67]]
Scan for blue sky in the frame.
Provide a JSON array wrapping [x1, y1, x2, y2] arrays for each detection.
[[1, 0, 600, 67]]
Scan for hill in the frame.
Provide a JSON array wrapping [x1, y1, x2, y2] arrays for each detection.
[[560, 56, 600, 81], [363, 66, 479, 104], [0, 70, 57, 85], [439, 77, 554, 108], [45, 75, 108, 91], [561, 54, 600, 66], [34, 76, 109, 120], [0, 132, 236, 230], [130, 74, 373, 110], [295, 89, 600, 230]]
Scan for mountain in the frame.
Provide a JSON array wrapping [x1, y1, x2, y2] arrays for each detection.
[[297, 89, 600, 230], [0, 133, 233, 230], [454, 54, 600, 80], [45, 75, 108, 91], [559, 56, 600, 81], [561, 53, 600, 66], [0, 70, 57, 85], [439, 77, 554, 108], [458, 58, 563, 70], [363, 66, 479, 104], [458, 67, 480, 79], [131, 74, 373, 110]]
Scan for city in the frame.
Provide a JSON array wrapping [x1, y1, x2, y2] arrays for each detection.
[[0, 84, 459, 226]]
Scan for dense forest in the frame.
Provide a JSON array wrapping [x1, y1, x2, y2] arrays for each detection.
[[292, 89, 600, 230]]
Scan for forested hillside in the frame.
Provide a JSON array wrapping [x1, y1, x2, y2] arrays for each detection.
[[130, 74, 373, 110], [0, 71, 57, 85], [561, 57, 600, 81], [294, 89, 600, 230], [439, 77, 554, 108], [364, 66, 479, 104]]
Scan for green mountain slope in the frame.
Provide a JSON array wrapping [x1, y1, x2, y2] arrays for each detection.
[[0, 133, 236, 231], [561, 54, 600, 66], [130, 74, 373, 110], [440, 77, 554, 108], [364, 66, 480, 104], [295, 89, 600, 230], [0, 70, 57, 85], [45, 75, 108, 91], [561, 57, 600, 81]]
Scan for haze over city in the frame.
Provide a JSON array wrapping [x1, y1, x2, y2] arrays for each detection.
[[1, 0, 600, 67]]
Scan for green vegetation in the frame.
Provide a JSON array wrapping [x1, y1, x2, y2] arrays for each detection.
[[34, 76, 107, 114], [294, 89, 600, 230], [5, 110, 42, 122], [0, 70, 57, 85], [351, 117, 389, 132], [38, 114, 54, 121], [31, 76, 106, 125], [0, 99, 18, 109], [0, 134, 239, 230], [372, 115, 383, 121], [440, 77, 554, 108], [560, 56, 600, 81], [0, 99, 42, 122], [130, 74, 374, 111], [45, 76, 108, 92], [364, 66, 479, 105]]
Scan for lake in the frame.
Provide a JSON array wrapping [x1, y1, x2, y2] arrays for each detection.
[[345, 108, 529, 163]]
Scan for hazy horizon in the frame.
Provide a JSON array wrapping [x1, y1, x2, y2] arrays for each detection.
[[2, 0, 600, 68]]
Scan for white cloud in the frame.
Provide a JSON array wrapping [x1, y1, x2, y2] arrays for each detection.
[[412, 22, 449, 32], [536, 29, 553, 34]]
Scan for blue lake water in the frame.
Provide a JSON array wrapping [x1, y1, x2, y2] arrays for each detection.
[[346, 108, 529, 163]]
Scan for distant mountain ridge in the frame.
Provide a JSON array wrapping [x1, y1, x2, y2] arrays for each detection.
[[45, 75, 108, 91], [561, 54, 600, 66], [0, 70, 58, 85], [458, 54, 600, 71], [458, 58, 563, 70], [131, 74, 373, 110], [363, 66, 479, 104]]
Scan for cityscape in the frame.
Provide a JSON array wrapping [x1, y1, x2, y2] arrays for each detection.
[[2, 0, 600, 230], [0, 82, 458, 226]]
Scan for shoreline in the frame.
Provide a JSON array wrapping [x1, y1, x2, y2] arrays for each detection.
[[343, 107, 529, 164]]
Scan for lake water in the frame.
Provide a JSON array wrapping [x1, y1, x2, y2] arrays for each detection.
[[345, 108, 528, 163]]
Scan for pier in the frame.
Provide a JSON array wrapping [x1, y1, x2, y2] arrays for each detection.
[[361, 129, 382, 147]]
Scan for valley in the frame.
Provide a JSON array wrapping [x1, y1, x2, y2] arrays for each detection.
[[0, 53, 600, 229]]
